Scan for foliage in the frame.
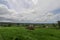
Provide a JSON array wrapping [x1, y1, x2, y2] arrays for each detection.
[[58, 21, 60, 28]]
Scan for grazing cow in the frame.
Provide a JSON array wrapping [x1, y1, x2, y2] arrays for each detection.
[[26, 24, 35, 30]]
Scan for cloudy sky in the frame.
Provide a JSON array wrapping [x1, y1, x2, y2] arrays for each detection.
[[0, 0, 60, 23]]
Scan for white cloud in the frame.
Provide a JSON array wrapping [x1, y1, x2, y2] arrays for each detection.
[[0, 4, 19, 22], [0, 0, 60, 23]]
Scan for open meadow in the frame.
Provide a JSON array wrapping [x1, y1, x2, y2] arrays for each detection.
[[0, 27, 60, 40]]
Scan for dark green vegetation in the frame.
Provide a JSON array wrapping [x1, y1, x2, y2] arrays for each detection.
[[0, 27, 60, 40], [58, 21, 60, 28], [0, 22, 58, 28]]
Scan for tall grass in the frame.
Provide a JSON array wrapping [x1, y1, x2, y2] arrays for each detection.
[[0, 27, 60, 40]]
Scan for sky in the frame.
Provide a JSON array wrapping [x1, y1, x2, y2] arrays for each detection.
[[0, 0, 60, 23]]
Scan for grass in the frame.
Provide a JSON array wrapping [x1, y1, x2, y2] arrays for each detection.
[[0, 27, 60, 40]]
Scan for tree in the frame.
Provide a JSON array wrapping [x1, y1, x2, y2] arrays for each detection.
[[58, 21, 60, 28]]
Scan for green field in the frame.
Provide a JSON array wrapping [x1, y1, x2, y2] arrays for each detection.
[[0, 27, 60, 40]]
